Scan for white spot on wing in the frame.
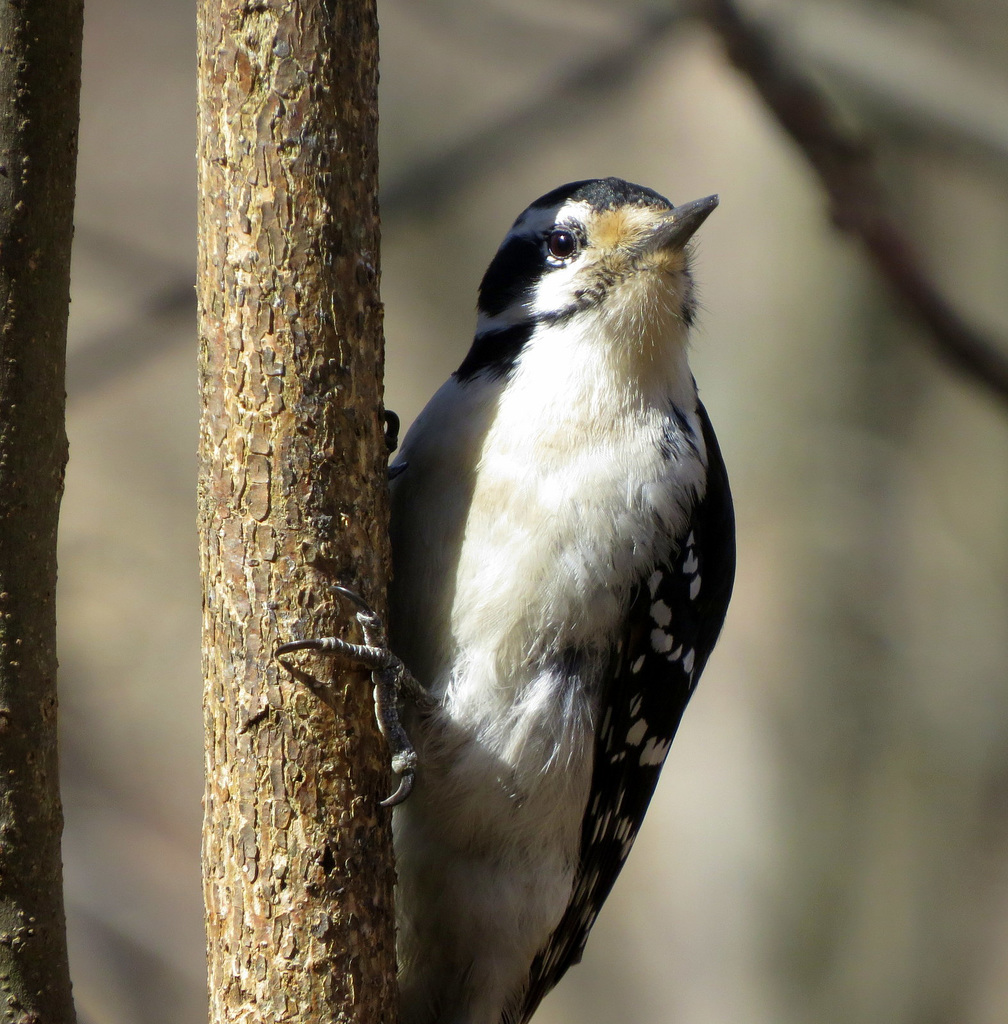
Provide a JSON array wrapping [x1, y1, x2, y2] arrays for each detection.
[[640, 737, 671, 766], [647, 570, 663, 597], [592, 812, 611, 841], [689, 575, 701, 601], [600, 706, 613, 738], [650, 600, 671, 627], [682, 648, 695, 674], [631, 655, 645, 674], [651, 629, 674, 653], [625, 719, 648, 746], [682, 550, 699, 574]]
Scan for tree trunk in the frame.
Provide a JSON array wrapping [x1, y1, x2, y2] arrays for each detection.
[[0, 1, 83, 1022], [196, 1, 398, 1022]]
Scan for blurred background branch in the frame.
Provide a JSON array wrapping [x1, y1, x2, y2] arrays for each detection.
[[704, 0, 1008, 404], [381, 8, 686, 215]]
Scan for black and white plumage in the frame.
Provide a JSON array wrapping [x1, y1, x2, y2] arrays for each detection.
[[387, 178, 735, 1024]]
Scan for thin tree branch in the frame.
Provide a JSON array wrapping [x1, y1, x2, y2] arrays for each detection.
[[773, 1, 1008, 168], [703, 0, 1008, 406], [0, 0, 83, 1019]]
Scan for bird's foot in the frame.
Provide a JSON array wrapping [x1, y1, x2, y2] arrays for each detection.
[[277, 584, 428, 807]]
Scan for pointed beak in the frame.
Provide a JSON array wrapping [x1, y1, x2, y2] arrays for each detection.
[[639, 194, 719, 255]]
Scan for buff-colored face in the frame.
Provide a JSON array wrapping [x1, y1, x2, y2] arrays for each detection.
[[478, 191, 717, 338], [535, 201, 691, 320]]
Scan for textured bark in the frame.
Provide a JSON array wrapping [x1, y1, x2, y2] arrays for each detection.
[[0, 1, 82, 1022], [196, 1, 397, 1022]]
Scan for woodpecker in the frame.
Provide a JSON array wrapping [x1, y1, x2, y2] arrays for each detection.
[[283, 177, 734, 1024]]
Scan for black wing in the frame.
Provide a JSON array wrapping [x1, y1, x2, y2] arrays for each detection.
[[515, 403, 735, 1024]]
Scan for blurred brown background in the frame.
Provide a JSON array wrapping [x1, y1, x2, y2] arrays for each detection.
[[61, 1, 1008, 1022]]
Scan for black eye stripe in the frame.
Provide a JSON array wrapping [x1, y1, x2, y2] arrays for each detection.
[[477, 235, 541, 318], [454, 322, 534, 384], [477, 219, 586, 318]]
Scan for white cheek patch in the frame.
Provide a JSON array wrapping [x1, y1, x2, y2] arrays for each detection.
[[530, 262, 589, 320], [477, 305, 535, 333]]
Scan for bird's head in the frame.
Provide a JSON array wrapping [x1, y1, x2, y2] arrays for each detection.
[[468, 179, 717, 384]]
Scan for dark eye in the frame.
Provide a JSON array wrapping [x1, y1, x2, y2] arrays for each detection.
[[546, 229, 578, 261]]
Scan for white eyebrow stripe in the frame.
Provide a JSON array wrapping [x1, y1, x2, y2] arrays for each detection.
[[510, 200, 593, 239]]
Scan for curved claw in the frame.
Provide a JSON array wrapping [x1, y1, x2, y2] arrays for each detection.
[[276, 637, 329, 657], [278, 586, 421, 810], [332, 583, 371, 611], [380, 768, 415, 808]]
